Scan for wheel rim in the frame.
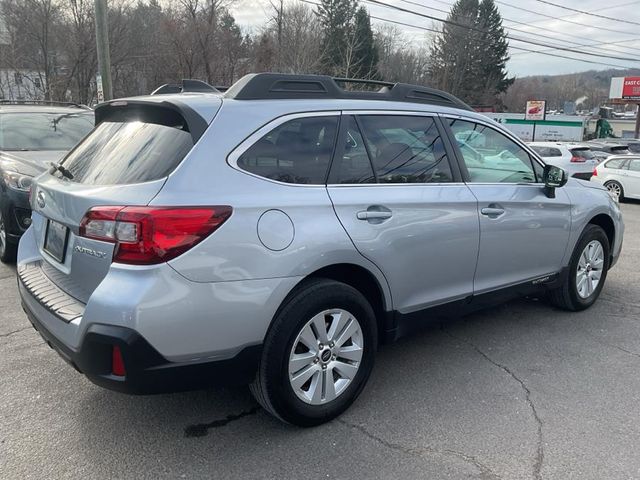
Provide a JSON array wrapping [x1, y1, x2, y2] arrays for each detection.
[[0, 211, 6, 257], [576, 240, 605, 299], [606, 182, 621, 198], [288, 309, 364, 405]]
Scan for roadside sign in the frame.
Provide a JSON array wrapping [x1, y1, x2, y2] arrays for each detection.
[[610, 76, 640, 100], [525, 100, 546, 121], [622, 77, 640, 100]]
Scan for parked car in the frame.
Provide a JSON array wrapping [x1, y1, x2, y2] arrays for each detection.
[[587, 141, 631, 158], [0, 102, 93, 262], [599, 138, 640, 154], [591, 155, 640, 200], [18, 74, 624, 426], [528, 142, 598, 180]]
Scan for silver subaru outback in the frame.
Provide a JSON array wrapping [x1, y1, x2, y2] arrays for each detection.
[[18, 74, 624, 426]]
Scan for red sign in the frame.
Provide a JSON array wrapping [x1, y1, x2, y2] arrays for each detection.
[[622, 77, 640, 100]]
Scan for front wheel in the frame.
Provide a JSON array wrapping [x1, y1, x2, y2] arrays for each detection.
[[549, 224, 610, 311], [250, 278, 377, 426], [0, 209, 17, 264]]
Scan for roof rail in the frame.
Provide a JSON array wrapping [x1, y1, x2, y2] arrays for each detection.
[[150, 79, 221, 95], [224, 73, 472, 111], [0, 99, 91, 110]]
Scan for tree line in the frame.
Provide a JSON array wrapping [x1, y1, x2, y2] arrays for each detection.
[[0, 0, 512, 107]]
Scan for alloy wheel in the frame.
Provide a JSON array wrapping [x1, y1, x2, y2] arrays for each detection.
[[288, 309, 364, 405], [605, 182, 621, 198], [576, 240, 604, 299]]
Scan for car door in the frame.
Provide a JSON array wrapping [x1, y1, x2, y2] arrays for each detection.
[[445, 116, 572, 294], [624, 158, 640, 198], [327, 113, 480, 313]]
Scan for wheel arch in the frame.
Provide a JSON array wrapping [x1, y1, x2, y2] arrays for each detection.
[[285, 263, 393, 344], [587, 213, 615, 253]]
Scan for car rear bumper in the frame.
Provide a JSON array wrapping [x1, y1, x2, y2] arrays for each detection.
[[21, 295, 262, 394], [572, 172, 593, 181]]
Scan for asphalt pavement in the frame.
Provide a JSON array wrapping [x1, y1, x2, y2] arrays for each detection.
[[2, 202, 640, 479]]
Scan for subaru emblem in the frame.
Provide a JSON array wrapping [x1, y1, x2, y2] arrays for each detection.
[[36, 191, 46, 209]]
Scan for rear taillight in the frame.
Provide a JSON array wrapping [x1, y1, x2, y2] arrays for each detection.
[[79, 206, 232, 265], [570, 156, 586, 163], [592, 167, 598, 177]]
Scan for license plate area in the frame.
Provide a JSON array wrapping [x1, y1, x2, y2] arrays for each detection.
[[44, 220, 69, 263]]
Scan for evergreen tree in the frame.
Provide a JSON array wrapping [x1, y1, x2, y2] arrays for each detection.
[[351, 6, 379, 80], [471, 0, 513, 105], [429, 0, 512, 106], [315, 0, 357, 75]]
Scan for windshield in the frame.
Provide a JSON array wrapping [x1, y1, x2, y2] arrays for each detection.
[[0, 112, 94, 151]]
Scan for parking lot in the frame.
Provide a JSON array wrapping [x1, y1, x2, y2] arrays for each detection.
[[0, 202, 638, 479]]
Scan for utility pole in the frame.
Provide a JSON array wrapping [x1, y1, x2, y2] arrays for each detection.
[[94, 0, 113, 101]]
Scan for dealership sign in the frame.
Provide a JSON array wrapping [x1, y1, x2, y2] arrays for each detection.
[[525, 100, 546, 121], [610, 77, 640, 100]]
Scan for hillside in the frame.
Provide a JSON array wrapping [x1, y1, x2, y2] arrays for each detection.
[[501, 68, 640, 113]]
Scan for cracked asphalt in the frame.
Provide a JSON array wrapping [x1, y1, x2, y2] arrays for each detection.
[[2, 202, 640, 480]]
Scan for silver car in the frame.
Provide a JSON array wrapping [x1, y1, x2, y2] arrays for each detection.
[[18, 74, 624, 426]]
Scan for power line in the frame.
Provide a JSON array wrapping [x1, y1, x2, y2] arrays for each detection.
[[362, 0, 640, 62], [494, 0, 639, 36], [523, 0, 640, 27], [532, 0, 640, 27], [511, 37, 640, 58], [299, 0, 635, 69], [397, 0, 640, 58]]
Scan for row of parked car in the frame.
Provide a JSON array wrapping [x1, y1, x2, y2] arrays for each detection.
[[527, 140, 640, 201], [0, 79, 626, 425]]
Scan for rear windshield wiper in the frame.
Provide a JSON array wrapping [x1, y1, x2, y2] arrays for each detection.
[[49, 162, 74, 180]]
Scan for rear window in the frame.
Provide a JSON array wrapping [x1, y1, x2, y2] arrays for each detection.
[[0, 112, 93, 151], [61, 121, 193, 185], [237, 116, 338, 184], [605, 158, 626, 169], [610, 146, 630, 154], [530, 146, 562, 157], [570, 148, 595, 160]]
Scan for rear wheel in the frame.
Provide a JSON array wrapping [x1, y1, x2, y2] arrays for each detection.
[[0, 209, 17, 264], [604, 180, 624, 201], [250, 278, 377, 426], [549, 224, 609, 311]]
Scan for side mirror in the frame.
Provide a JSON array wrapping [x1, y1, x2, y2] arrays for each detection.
[[542, 164, 567, 198]]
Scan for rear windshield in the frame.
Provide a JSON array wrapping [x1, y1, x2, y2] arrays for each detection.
[[0, 112, 93, 151], [570, 148, 595, 160], [61, 121, 193, 185], [610, 146, 630, 154]]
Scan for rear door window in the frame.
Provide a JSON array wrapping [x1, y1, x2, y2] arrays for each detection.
[[62, 121, 193, 185], [237, 115, 338, 184], [605, 158, 626, 169], [356, 115, 453, 184]]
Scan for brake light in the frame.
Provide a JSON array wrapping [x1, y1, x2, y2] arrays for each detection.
[[79, 206, 232, 265], [592, 167, 598, 177], [570, 156, 586, 163]]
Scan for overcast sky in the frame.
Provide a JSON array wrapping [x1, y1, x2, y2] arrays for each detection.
[[229, 0, 640, 77]]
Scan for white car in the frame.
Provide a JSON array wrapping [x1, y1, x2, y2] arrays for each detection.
[[528, 142, 599, 180], [591, 155, 640, 200]]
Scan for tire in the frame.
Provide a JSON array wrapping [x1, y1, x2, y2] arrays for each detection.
[[250, 278, 378, 427], [549, 224, 610, 311], [604, 180, 624, 201], [0, 209, 17, 264]]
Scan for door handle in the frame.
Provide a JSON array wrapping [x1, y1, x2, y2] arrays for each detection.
[[481, 207, 505, 217], [356, 206, 393, 223], [357, 211, 393, 220]]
